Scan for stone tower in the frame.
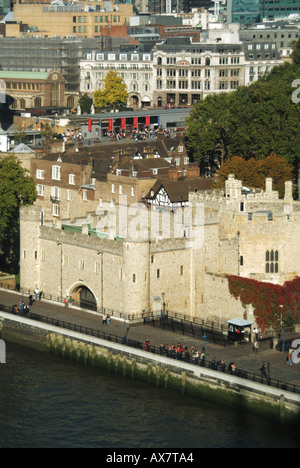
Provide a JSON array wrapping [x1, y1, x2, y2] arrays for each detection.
[[122, 239, 150, 317], [20, 205, 43, 293]]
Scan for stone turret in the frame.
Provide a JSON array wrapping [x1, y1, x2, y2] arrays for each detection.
[[225, 174, 242, 198], [122, 239, 150, 317], [20, 205, 43, 292]]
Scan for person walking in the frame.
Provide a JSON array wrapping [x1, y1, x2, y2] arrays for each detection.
[[260, 361, 268, 381], [253, 340, 258, 353]]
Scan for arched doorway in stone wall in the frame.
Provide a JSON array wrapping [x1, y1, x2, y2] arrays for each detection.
[[70, 284, 98, 311]]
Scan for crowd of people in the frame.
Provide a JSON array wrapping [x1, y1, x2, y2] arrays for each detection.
[[144, 340, 238, 374]]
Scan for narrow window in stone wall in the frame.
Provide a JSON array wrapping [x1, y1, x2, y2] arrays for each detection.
[[133, 274, 136, 283], [266, 250, 279, 273], [157, 269, 160, 279], [180, 265, 183, 276]]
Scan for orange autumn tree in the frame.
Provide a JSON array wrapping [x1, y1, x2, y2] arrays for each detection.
[[214, 154, 294, 198], [227, 276, 300, 332]]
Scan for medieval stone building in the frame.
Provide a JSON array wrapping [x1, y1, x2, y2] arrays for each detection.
[[20, 175, 300, 325]]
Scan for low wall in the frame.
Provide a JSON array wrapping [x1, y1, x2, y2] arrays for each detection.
[[0, 312, 300, 425]]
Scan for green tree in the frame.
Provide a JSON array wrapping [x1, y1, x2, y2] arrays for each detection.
[[94, 70, 128, 111], [186, 92, 232, 167], [291, 37, 300, 65], [79, 93, 93, 114], [186, 62, 300, 174], [14, 125, 28, 145], [0, 155, 37, 273]]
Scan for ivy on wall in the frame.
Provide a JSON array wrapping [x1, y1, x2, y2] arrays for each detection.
[[227, 275, 300, 332]]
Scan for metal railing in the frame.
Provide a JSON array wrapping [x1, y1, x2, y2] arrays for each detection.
[[2, 304, 300, 395]]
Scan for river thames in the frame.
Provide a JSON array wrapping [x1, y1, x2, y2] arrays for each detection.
[[0, 342, 299, 449]]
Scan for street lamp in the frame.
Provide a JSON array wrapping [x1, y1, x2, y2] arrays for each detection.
[[162, 292, 165, 320], [279, 305, 285, 353], [123, 314, 127, 344], [202, 333, 207, 355]]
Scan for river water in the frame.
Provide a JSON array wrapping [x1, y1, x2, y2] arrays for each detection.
[[0, 342, 299, 449]]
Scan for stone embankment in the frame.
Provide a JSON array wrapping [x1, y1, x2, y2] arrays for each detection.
[[1, 311, 300, 425]]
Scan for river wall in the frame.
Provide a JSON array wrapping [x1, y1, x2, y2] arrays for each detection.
[[1, 311, 300, 425]]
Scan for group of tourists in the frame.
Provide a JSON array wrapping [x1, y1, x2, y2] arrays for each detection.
[[145, 340, 239, 374]]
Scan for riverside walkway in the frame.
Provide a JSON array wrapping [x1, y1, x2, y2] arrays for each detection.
[[1, 288, 299, 389]]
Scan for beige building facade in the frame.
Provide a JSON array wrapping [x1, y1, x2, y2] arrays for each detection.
[[13, 1, 133, 38], [20, 175, 300, 325]]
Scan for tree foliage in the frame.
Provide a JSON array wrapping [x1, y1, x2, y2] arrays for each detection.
[[94, 71, 128, 111], [0, 155, 37, 273], [215, 154, 295, 198], [228, 275, 300, 332], [291, 36, 300, 65], [79, 94, 93, 114], [186, 62, 300, 174]]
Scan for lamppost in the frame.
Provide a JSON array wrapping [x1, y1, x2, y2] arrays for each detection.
[[202, 333, 207, 355], [162, 292, 165, 320], [279, 304, 285, 353], [237, 231, 240, 276], [123, 314, 127, 344]]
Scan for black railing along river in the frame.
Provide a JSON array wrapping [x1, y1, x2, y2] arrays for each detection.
[[1, 302, 300, 396]]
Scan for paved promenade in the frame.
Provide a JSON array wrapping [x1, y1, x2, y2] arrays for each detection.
[[1, 288, 299, 387]]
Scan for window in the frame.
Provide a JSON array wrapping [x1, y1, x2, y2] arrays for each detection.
[[95, 262, 100, 275], [119, 185, 123, 195], [265, 250, 279, 274], [157, 269, 160, 279], [51, 186, 60, 202], [79, 260, 85, 271], [133, 274, 136, 283], [82, 189, 88, 201], [69, 174, 75, 185], [36, 169, 44, 179], [53, 204, 59, 217], [67, 189, 71, 201], [37, 184, 44, 196], [131, 186, 135, 197], [112, 184, 115, 194], [52, 165, 61, 181]]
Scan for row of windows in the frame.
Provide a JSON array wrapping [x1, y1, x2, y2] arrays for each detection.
[[160, 57, 241, 66], [132, 265, 184, 282], [37, 167, 75, 184], [239, 250, 280, 274], [6, 82, 41, 91], [37, 185, 88, 202], [73, 15, 121, 23], [111, 183, 136, 197]]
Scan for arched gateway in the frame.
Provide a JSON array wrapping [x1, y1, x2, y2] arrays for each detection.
[[70, 284, 98, 312]]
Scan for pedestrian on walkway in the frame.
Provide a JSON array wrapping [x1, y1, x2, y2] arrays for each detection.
[[34, 288, 39, 301], [287, 352, 293, 366], [145, 339, 150, 352], [259, 361, 268, 381], [253, 340, 258, 353], [102, 313, 107, 325]]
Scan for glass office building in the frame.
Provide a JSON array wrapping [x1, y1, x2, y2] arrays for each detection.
[[0, 0, 11, 15], [228, 0, 300, 23]]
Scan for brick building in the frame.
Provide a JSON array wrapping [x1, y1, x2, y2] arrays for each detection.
[[0, 70, 66, 110]]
